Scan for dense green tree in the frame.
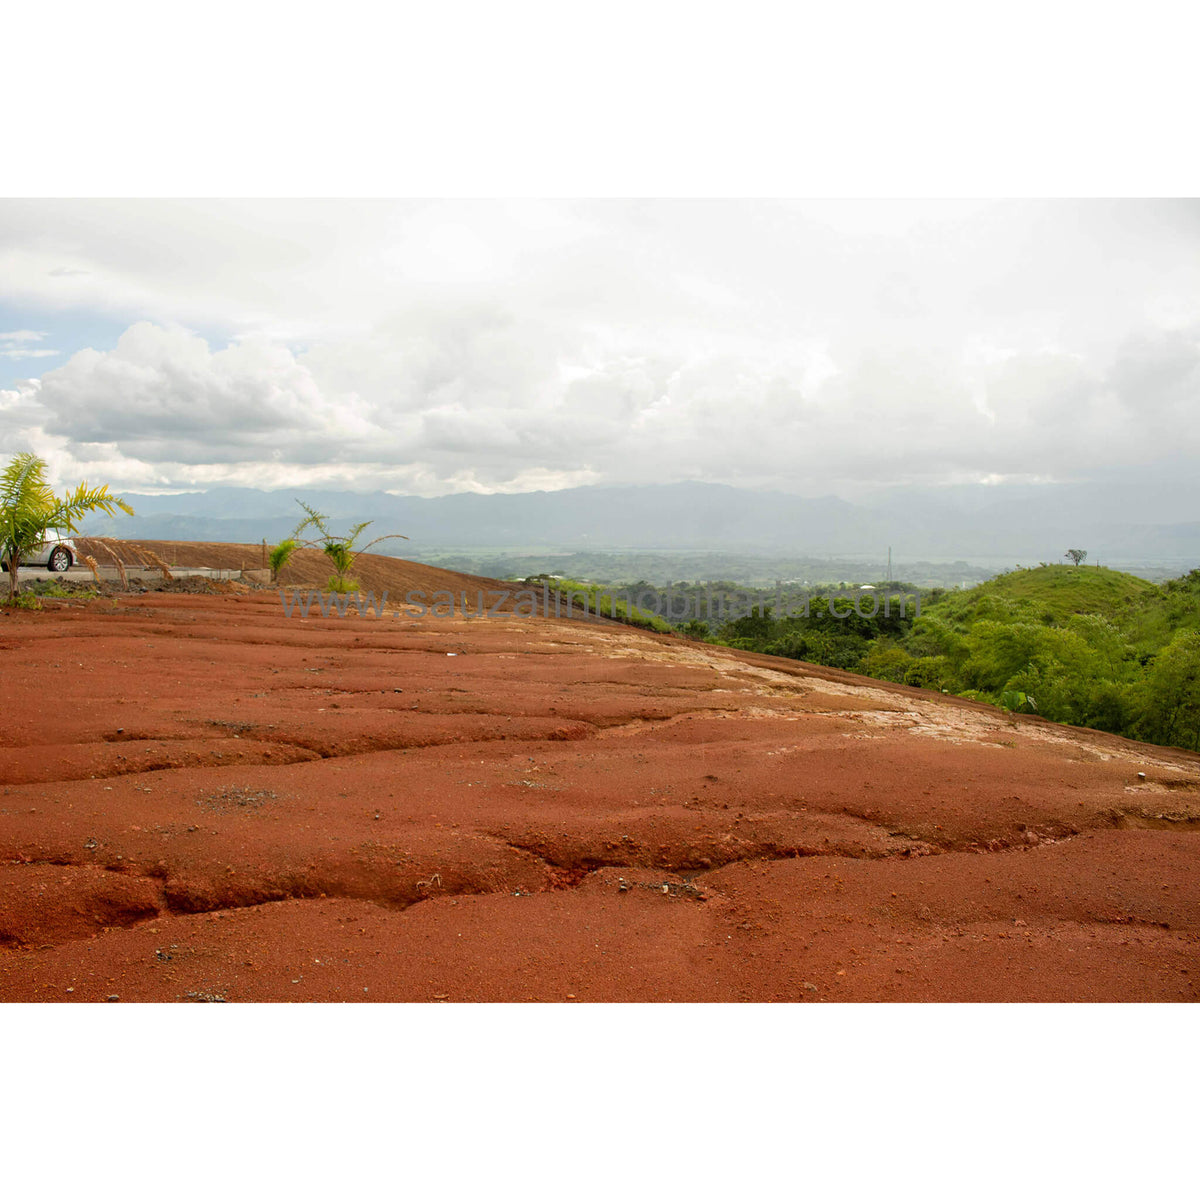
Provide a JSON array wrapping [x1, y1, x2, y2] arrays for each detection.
[[1139, 631, 1200, 750], [902, 655, 951, 690], [858, 642, 914, 684], [904, 615, 969, 666]]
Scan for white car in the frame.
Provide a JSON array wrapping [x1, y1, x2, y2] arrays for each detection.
[[1, 530, 77, 573]]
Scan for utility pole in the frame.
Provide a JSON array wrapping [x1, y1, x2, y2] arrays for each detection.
[[887, 546, 892, 585]]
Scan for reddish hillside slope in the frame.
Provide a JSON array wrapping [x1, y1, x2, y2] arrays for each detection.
[[1, 573, 1197, 1002], [73, 538, 523, 599]]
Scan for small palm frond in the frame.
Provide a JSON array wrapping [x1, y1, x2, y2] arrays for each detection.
[[357, 532, 409, 554], [291, 500, 330, 542], [43, 483, 134, 533], [0, 453, 55, 514]]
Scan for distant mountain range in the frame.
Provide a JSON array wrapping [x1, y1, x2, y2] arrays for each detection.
[[79, 481, 1200, 568]]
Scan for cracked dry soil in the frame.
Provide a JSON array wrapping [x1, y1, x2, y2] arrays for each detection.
[[2, 585, 1199, 1002]]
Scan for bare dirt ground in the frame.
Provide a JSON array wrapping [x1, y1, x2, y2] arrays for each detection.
[[2, 556, 1198, 1002], [72, 537, 538, 599]]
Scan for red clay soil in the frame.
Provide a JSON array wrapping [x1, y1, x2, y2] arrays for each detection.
[[2, 562, 1198, 1002], [72, 537, 519, 598]]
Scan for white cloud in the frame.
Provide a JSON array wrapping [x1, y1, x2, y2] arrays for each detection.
[[34, 323, 375, 464], [0, 200, 1198, 500]]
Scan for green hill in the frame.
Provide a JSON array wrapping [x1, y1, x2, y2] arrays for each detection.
[[705, 564, 1200, 753], [924, 564, 1200, 656], [928, 564, 1159, 624]]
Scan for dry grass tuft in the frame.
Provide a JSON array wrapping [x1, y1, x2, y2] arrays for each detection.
[[136, 547, 174, 582], [93, 539, 128, 589]]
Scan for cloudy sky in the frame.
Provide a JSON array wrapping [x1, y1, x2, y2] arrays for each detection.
[[2, 198, 1198, 505]]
